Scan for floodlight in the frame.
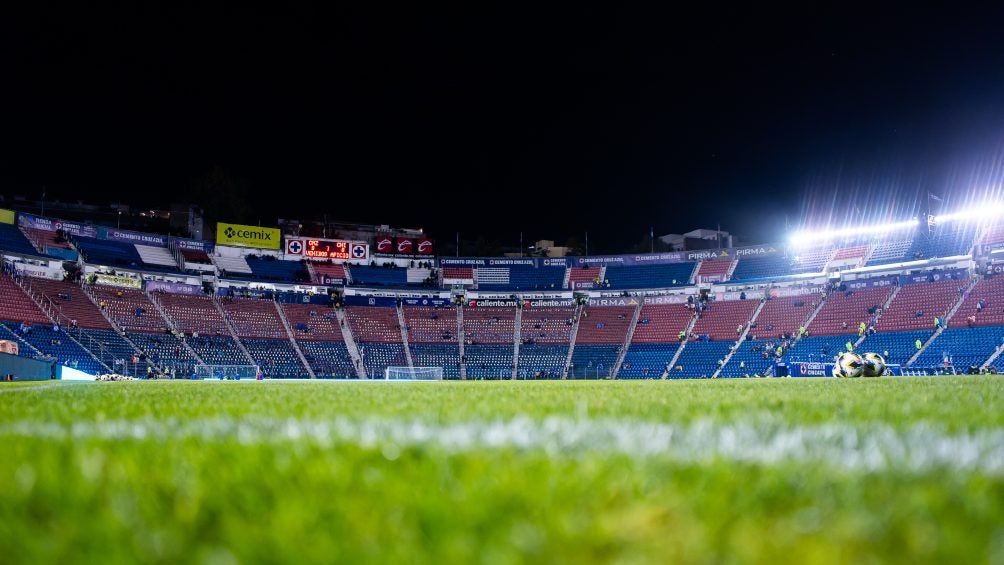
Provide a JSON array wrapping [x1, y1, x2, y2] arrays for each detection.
[[932, 202, 1004, 224], [789, 218, 919, 247]]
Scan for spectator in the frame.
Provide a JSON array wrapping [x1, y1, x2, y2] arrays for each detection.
[[70, 319, 77, 329], [845, 340, 854, 352], [934, 316, 941, 329], [915, 338, 923, 351]]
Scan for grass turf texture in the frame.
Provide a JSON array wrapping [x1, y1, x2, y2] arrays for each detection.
[[0, 378, 1002, 563]]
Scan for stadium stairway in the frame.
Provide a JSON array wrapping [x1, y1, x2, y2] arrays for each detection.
[[335, 308, 366, 378], [144, 290, 208, 366], [712, 298, 767, 378], [612, 301, 643, 378], [396, 305, 415, 370], [666, 314, 700, 374], [77, 282, 168, 377], [457, 305, 467, 380], [209, 295, 257, 366], [273, 300, 316, 378], [511, 306, 522, 380], [907, 276, 979, 366], [853, 284, 902, 349], [561, 303, 583, 379]]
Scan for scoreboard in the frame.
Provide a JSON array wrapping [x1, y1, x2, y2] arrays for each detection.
[[305, 239, 350, 259], [285, 237, 369, 262]]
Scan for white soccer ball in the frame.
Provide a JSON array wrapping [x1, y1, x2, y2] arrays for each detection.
[[861, 352, 886, 377], [834, 352, 864, 378]]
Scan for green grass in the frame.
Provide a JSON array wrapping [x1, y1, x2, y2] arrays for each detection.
[[1, 378, 1002, 564]]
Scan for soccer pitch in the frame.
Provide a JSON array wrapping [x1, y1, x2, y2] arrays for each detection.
[[1, 378, 1002, 563]]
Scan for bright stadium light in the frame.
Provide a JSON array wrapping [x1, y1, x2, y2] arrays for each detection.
[[789, 218, 920, 247], [932, 202, 1004, 224]]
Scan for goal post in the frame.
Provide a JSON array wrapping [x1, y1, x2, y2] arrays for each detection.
[[194, 364, 261, 380], [384, 366, 444, 381]]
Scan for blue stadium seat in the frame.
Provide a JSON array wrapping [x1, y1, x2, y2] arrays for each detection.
[[464, 344, 513, 380], [358, 343, 408, 376], [3, 322, 104, 375], [242, 338, 307, 378], [349, 265, 409, 287], [731, 255, 793, 281], [411, 344, 461, 380], [619, 343, 678, 379], [912, 326, 1004, 369], [242, 257, 309, 283], [569, 344, 620, 378], [477, 266, 565, 291], [0, 224, 41, 256], [719, 339, 777, 378], [517, 344, 567, 379], [857, 330, 933, 366], [298, 341, 356, 378], [604, 264, 695, 289], [671, 341, 731, 379]]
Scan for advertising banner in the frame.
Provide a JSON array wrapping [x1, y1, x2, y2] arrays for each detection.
[[522, 298, 575, 308], [146, 280, 201, 295], [401, 297, 453, 307], [395, 237, 414, 255], [217, 222, 281, 250], [343, 295, 397, 307], [416, 238, 434, 255], [641, 295, 691, 305], [321, 276, 346, 286], [588, 296, 642, 307], [172, 237, 214, 253], [467, 298, 520, 308], [685, 249, 732, 261], [102, 228, 168, 247], [0, 208, 13, 225], [541, 257, 568, 267], [731, 244, 781, 259], [19, 214, 98, 238], [94, 274, 142, 289], [899, 268, 968, 286], [375, 236, 393, 254], [768, 286, 821, 298], [845, 275, 898, 291]]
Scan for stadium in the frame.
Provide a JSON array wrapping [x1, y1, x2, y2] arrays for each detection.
[[0, 205, 1002, 380], [3, 5, 1004, 564]]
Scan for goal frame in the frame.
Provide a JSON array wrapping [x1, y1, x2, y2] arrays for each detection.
[[383, 366, 445, 381], [194, 364, 262, 380]]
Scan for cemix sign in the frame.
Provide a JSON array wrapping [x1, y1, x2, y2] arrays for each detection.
[[216, 222, 281, 250]]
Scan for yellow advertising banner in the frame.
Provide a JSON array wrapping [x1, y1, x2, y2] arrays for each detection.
[[0, 208, 14, 225], [216, 222, 281, 250]]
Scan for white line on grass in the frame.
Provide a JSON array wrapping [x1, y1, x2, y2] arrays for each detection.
[[1, 416, 1002, 475]]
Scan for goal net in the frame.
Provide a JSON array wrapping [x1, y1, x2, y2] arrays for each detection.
[[194, 364, 261, 380], [384, 366, 444, 380]]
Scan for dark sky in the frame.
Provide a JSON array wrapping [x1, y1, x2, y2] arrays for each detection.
[[4, 4, 1004, 251]]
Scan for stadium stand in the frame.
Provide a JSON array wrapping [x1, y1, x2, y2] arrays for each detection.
[[604, 264, 695, 289], [220, 296, 289, 339], [475, 265, 564, 291], [981, 223, 1004, 248], [215, 255, 253, 276], [809, 287, 892, 336], [281, 303, 343, 341], [516, 344, 567, 379], [187, 335, 251, 367], [135, 245, 178, 270], [181, 249, 213, 265], [671, 341, 732, 379], [630, 303, 693, 343], [411, 344, 461, 379], [956, 275, 1004, 327], [298, 340, 356, 378], [0, 223, 43, 256], [240, 256, 308, 283], [309, 262, 346, 284], [358, 343, 408, 376], [346, 305, 402, 343], [730, 254, 792, 281], [404, 305, 458, 344], [569, 344, 620, 378], [866, 238, 914, 265], [520, 306, 575, 344], [26, 277, 113, 330], [93, 287, 169, 333], [21, 226, 73, 254], [346, 265, 409, 287], [575, 305, 635, 344], [568, 266, 602, 289], [73, 237, 180, 273], [790, 244, 834, 272], [877, 279, 960, 332], [913, 326, 1004, 369], [2, 321, 103, 375], [690, 298, 759, 341], [618, 343, 678, 379], [908, 222, 980, 259], [785, 335, 856, 362], [0, 271, 54, 327], [752, 294, 817, 340], [442, 267, 474, 281], [719, 339, 777, 378], [465, 344, 514, 379], [240, 338, 306, 378], [463, 306, 517, 344], [857, 330, 932, 366], [157, 294, 231, 336], [694, 259, 732, 282]]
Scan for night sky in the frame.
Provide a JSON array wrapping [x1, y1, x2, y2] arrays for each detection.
[[4, 5, 1004, 251]]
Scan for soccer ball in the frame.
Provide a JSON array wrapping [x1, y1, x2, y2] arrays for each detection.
[[833, 352, 864, 378], [861, 352, 886, 377]]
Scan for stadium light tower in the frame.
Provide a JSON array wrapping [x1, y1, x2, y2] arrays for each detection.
[[932, 202, 1004, 224]]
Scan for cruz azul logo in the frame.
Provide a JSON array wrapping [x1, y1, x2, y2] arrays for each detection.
[[286, 240, 303, 254], [351, 244, 367, 259]]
